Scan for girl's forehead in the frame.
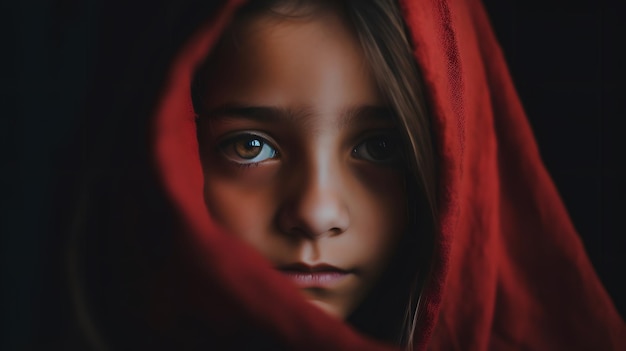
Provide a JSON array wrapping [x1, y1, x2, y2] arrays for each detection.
[[202, 10, 384, 119], [224, 10, 364, 69]]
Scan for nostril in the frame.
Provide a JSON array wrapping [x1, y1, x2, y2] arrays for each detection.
[[328, 227, 344, 237], [279, 216, 346, 240], [284, 226, 341, 240]]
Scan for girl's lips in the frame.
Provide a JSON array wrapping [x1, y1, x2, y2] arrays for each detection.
[[278, 263, 350, 289], [280, 271, 349, 289]]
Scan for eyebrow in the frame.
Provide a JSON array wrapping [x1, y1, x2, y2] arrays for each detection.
[[201, 103, 311, 124], [200, 103, 394, 128]]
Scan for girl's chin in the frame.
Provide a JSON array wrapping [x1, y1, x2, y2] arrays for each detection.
[[307, 298, 346, 320]]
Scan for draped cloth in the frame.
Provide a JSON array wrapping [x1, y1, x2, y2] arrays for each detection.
[[151, 0, 626, 349]]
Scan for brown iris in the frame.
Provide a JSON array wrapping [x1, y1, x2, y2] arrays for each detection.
[[234, 137, 263, 159]]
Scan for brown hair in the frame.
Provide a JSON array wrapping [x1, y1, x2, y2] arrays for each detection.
[[192, 0, 437, 347]]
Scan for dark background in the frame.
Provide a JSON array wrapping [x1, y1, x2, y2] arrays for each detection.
[[483, 0, 625, 322], [2, 0, 624, 349]]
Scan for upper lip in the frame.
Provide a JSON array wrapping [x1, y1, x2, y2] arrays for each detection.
[[277, 262, 348, 273]]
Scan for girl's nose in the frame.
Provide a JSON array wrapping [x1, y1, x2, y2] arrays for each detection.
[[277, 163, 350, 239]]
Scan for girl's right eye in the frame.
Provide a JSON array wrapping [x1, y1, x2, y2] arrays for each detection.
[[219, 134, 279, 165]]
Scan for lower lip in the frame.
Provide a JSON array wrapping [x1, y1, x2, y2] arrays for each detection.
[[280, 271, 349, 289]]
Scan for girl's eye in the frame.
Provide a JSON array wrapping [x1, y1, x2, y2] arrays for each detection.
[[220, 134, 278, 165], [353, 135, 401, 164]]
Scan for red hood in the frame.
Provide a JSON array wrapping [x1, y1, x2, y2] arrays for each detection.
[[150, 0, 626, 349]]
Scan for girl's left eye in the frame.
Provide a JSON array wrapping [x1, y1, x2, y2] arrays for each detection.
[[219, 134, 278, 165], [353, 135, 401, 164]]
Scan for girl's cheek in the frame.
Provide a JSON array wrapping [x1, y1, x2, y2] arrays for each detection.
[[351, 163, 406, 199], [204, 152, 282, 188], [203, 175, 277, 236], [351, 164, 408, 240]]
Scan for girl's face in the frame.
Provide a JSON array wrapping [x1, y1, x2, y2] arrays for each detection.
[[197, 9, 407, 319]]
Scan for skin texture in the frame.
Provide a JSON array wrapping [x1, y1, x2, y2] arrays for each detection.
[[196, 8, 407, 319]]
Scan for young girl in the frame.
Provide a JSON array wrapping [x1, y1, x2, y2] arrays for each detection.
[[191, 0, 435, 344], [68, 0, 625, 349]]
